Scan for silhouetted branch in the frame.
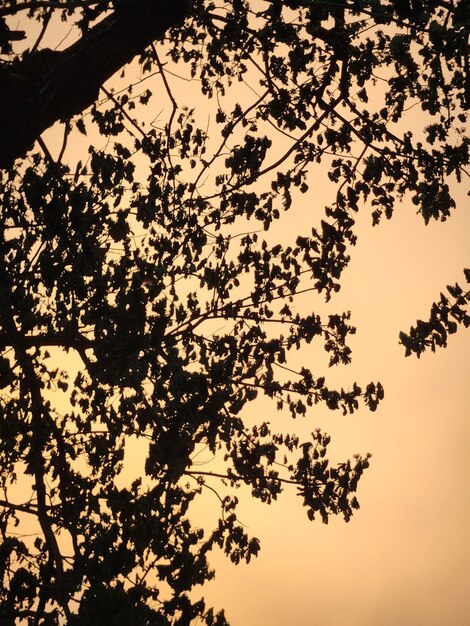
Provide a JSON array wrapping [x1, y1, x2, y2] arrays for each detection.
[[0, 498, 39, 515], [0, 0, 191, 168]]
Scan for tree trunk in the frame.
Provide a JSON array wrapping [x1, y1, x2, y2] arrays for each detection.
[[0, 0, 191, 169]]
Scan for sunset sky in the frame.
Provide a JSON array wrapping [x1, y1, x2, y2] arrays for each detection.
[[199, 184, 470, 625], [7, 5, 470, 625]]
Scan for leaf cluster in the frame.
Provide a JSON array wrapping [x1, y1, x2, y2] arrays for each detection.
[[0, 0, 467, 623]]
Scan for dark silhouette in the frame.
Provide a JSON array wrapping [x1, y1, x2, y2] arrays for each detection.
[[0, 1, 467, 624]]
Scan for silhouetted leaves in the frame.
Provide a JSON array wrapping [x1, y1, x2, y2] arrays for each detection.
[[0, 0, 467, 624], [400, 270, 470, 357]]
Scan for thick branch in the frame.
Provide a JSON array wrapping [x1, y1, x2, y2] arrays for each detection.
[[0, 0, 191, 168], [0, 498, 39, 515], [0, 329, 93, 351]]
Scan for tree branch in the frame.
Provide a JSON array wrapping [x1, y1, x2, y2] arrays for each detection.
[[0, 0, 191, 168], [0, 286, 72, 619], [0, 329, 93, 351], [0, 498, 39, 516], [0, 1, 106, 17]]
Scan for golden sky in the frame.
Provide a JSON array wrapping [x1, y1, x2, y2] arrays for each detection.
[[8, 6, 470, 625], [199, 183, 470, 625]]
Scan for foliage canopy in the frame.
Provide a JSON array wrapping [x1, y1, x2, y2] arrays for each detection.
[[0, 0, 468, 623]]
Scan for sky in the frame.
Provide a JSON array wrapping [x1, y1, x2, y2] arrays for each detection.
[[197, 184, 470, 626], [6, 5, 470, 625]]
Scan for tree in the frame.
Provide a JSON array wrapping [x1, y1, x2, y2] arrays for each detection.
[[0, 0, 468, 623]]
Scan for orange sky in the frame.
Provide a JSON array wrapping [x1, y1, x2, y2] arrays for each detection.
[[7, 7, 470, 625], [197, 182, 470, 625]]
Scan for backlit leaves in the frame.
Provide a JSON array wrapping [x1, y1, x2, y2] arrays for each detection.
[[0, 0, 468, 624], [400, 270, 470, 357]]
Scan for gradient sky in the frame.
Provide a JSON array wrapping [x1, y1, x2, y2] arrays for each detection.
[[9, 7, 470, 626], [197, 185, 470, 626]]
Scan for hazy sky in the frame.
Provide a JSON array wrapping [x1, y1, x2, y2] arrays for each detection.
[[9, 7, 470, 625], [197, 187, 470, 625]]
